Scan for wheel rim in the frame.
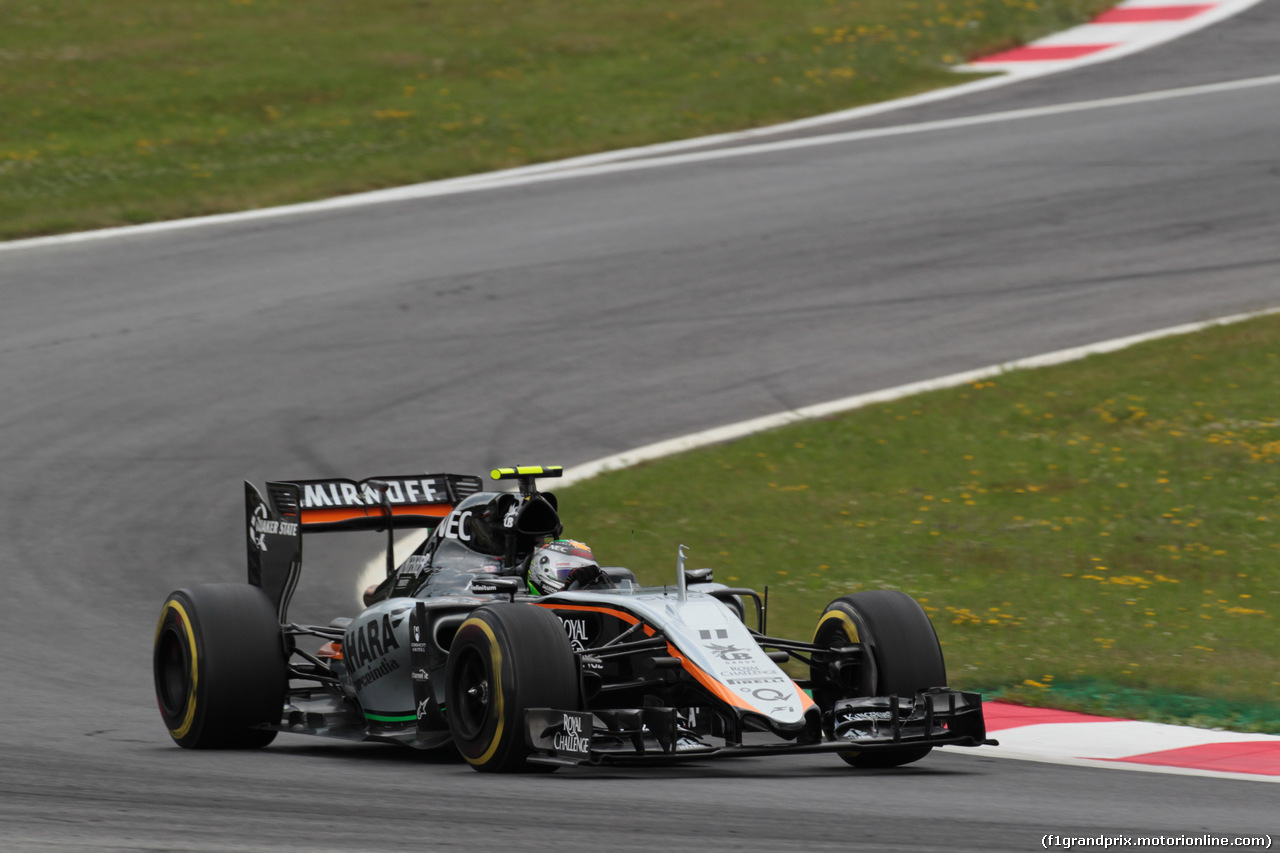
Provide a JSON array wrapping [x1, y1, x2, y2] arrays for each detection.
[[452, 646, 492, 740], [156, 625, 190, 720]]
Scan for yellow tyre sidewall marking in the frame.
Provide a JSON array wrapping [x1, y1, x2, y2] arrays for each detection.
[[460, 617, 505, 767], [156, 600, 199, 740], [815, 608, 863, 758], [813, 608, 860, 644]]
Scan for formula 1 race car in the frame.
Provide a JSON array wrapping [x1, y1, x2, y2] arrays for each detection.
[[153, 465, 996, 771]]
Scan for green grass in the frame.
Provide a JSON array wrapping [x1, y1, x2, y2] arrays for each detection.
[[557, 314, 1280, 732], [2, 0, 1114, 239]]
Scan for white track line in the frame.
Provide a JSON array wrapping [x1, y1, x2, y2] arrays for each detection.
[[556, 306, 1280, 485], [9, 76, 1279, 255]]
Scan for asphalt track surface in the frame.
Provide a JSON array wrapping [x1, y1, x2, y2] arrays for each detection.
[[2, 4, 1279, 850]]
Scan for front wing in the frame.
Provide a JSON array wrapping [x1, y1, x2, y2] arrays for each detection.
[[525, 687, 997, 766]]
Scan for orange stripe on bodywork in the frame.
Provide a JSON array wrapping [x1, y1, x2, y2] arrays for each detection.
[[533, 602, 657, 637], [794, 681, 817, 713], [665, 644, 758, 712], [300, 504, 452, 525]]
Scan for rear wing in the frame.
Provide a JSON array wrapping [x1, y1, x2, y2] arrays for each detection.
[[246, 473, 483, 619]]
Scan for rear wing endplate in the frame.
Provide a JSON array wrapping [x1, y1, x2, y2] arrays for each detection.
[[246, 473, 483, 619]]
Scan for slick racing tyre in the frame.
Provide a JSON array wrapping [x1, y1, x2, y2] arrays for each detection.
[[811, 590, 946, 768], [445, 603, 580, 772], [153, 584, 288, 749]]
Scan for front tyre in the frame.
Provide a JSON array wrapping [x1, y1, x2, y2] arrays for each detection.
[[153, 584, 287, 749], [445, 604, 580, 772], [811, 590, 946, 768]]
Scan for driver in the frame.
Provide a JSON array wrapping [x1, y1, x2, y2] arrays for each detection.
[[525, 539, 603, 595]]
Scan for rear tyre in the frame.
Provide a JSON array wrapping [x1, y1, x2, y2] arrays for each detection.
[[445, 604, 580, 772], [153, 584, 287, 749], [811, 590, 946, 768]]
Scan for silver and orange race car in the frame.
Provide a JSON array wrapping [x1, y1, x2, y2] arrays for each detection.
[[153, 465, 996, 772]]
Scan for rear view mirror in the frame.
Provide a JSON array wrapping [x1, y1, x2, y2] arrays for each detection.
[[469, 576, 521, 596]]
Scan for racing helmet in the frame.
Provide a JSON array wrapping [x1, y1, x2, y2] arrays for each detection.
[[527, 539, 599, 595]]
